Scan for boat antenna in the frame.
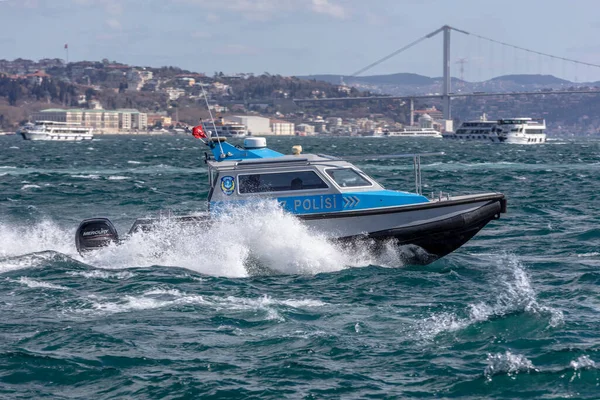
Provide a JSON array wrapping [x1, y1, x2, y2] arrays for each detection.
[[199, 79, 225, 158]]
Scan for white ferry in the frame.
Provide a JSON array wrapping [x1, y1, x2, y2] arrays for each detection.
[[202, 118, 247, 138], [383, 113, 442, 138], [20, 121, 93, 141], [493, 118, 546, 144], [444, 116, 546, 144], [383, 127, 442, 138]]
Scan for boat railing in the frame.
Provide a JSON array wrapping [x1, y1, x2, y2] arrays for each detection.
[[339, 152, 445, 195]]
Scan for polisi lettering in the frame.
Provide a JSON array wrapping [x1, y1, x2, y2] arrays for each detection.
[[290, 195, 338, 212]]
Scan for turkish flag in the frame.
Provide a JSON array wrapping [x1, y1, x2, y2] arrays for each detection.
[[192, 125, 207, 139]]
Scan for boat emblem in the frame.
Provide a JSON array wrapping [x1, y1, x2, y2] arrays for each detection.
[[220, 176, 235, 196], [343, 195, 360, 208]]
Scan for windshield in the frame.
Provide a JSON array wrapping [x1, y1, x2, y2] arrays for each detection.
[[326, 168, 372, 188]]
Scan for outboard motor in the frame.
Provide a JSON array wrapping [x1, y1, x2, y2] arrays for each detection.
[[75, 218, 119, 253]]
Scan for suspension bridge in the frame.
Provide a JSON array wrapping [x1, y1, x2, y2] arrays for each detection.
[[294, 25, 600, 128]]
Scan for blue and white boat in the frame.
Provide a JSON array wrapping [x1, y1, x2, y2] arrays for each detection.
[[75, 136, 507, 264]]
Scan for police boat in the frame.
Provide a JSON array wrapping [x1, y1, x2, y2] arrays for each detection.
[[75, 136, 507, 264]]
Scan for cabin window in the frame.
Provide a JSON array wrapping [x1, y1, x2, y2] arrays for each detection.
[[238, 171, 328, 194], [325, 168, 372, 188]]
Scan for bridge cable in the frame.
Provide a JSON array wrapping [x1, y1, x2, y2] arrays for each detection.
[[468, 32, 600, 69], [350, 35, 430, 77]]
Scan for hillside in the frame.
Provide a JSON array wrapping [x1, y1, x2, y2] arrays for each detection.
[[298, 72, 594, 96]]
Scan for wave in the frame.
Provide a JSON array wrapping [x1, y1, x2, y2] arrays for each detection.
[[13, 276, 69, 290], [79, 288, 326, 320], [417, 253, 563, 340], [484, 351, 538, 380]]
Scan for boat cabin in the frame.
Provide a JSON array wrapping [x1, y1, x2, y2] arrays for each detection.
[[205, 137, 429, 215]]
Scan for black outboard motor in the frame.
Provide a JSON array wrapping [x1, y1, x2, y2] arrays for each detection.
[[75, 218, 119, 253]]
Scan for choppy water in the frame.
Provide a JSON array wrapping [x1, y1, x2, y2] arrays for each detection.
[[1, 135, 599, 399]]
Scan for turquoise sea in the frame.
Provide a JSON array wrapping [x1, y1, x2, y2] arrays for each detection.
[[1, 135, 599, 399]]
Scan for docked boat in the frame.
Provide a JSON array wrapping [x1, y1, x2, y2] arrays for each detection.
[[202, 117, 247, 138], [75, 134, 507, 265], [20, 121, 93, 141]]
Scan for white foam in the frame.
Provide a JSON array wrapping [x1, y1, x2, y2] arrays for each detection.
[[107, 176, 130, 181], [484, 351, 537, 380], [70, 174, 100, 180], [80, 200, 389, 277], [577, 252, 600, 258], [81, 290, 324, 319], [0, 221, 74, 271], [15, 277, 69, 290], [570, 355, 596, 370], [0, 201, 410, 277], [67, 270, 135, 280], [20, 184, 41, 190]]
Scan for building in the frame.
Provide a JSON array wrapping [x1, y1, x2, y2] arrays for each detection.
[[31, 108, 148, 133], [165, 87, 185, 101], [227, 115, 271, 135], [296, 123, 315, 135], [270, 119, 295, 136], [414, 106, 443, 120]]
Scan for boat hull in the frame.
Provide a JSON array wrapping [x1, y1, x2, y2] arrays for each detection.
[[76, 194, 506, 265], [300, 193, 505, 263]]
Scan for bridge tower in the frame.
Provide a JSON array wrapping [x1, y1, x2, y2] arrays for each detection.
[[442, 25, 451, 121]]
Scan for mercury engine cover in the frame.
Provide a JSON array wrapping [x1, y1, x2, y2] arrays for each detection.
[[75, 218, 119, 253]]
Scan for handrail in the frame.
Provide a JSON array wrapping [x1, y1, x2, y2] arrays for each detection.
[[339, 152, 445, 195]]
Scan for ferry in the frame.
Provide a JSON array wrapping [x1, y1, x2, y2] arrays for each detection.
[[442, 115, 497, 141], [202, 118, 247, 138], [383, 127, 442, 138], [384, 113, 442, 138], [493, 118, 546, 144], [20, 121, 93, 141], [443, 116, 546, 144], [75, 135, 507, 265]]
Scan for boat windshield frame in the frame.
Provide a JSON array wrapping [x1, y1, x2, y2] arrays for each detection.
[[323, 167, 375, 189]]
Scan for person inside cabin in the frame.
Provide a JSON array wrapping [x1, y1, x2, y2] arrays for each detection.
[[291, 177, 303, 190]]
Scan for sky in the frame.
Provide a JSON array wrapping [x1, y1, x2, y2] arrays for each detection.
[[2, 0, 600, 82]]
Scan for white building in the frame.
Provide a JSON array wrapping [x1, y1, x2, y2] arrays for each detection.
[[165, 87, 185, 101], [270, 119, 295, 136], [31, 108, 148, 133], [419, 113, 433, 129], [296, 123, 315, 135], [227, 116, 271, 135]]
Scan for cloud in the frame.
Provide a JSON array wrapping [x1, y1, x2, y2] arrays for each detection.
[[311, 0, 346, 19], [175, 0, 348, 20]]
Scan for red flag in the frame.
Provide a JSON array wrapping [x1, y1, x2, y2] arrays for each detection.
[[192, 125, 207, 139], [64, 43, 68, 49]]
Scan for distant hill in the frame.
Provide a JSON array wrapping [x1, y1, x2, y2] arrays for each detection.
[[490, 74, 571, 85], [300, 73, 575, 87], [297, 73, 435, 86]]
